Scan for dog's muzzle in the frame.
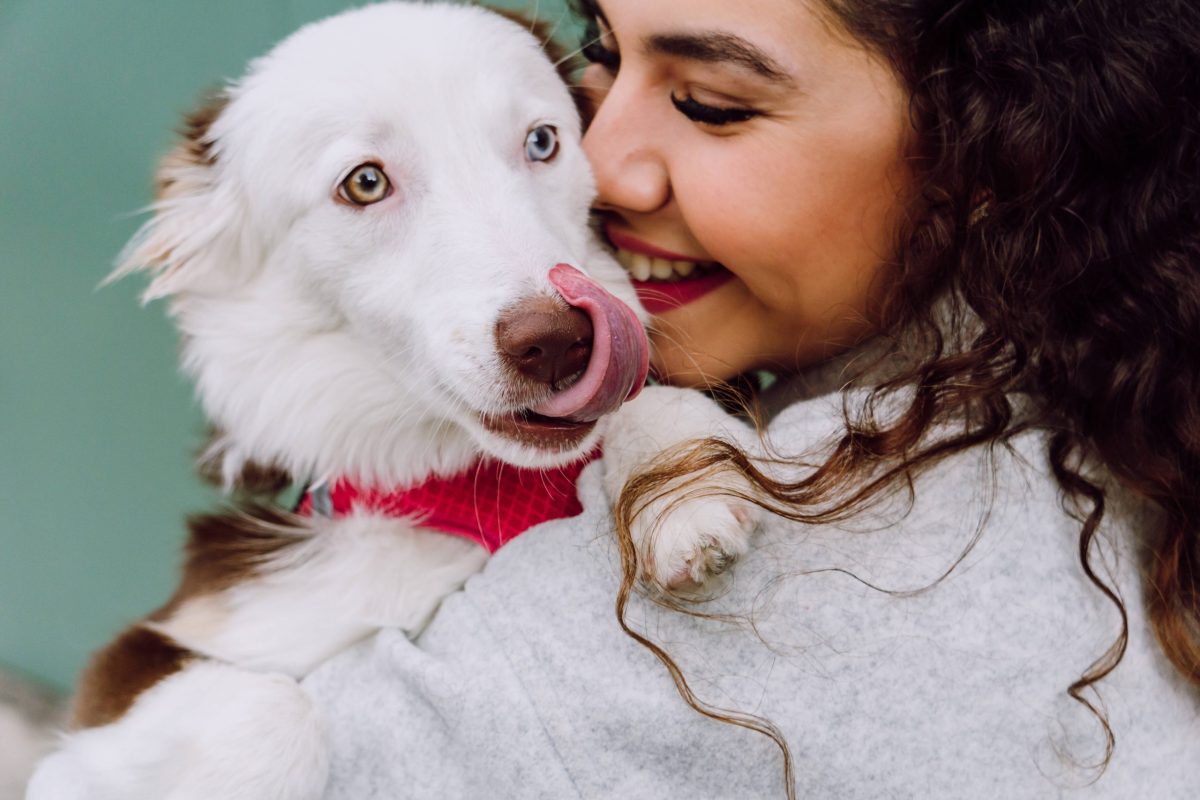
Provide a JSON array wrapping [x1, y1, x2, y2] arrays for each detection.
[[495, 264, 648, 423]]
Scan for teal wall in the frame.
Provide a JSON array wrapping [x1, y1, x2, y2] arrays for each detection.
[[0, 0, 576, 691]]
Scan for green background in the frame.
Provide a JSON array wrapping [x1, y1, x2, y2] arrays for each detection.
[[0, 0, 576, 692]]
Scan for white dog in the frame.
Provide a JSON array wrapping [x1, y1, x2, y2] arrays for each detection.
[[28, 4, 758, 798]]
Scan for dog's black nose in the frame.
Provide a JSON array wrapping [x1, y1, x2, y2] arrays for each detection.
[[495, 296, 593, 388]]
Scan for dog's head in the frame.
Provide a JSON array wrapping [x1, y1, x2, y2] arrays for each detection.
[[114, 3, 648, 486]]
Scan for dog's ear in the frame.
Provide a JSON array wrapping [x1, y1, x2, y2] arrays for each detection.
[[108, 93, 244, 302]]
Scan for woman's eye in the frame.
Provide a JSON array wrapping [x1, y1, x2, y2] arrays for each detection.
[[339, 164, 392, 206], [525, 125, 559, 163], [670, 93, 761, 127]]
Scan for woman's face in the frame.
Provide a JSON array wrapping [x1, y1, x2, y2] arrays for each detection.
[[580, 0, 913, 385]]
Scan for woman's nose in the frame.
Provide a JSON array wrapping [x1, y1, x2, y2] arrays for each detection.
[[580, 65, 671, 214]]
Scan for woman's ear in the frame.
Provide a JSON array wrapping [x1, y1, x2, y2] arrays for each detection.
[[108, 93, 246, 302]]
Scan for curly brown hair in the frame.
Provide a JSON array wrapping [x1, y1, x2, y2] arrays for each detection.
[[574, 0, 1199, 791], [824, 0, 1200, 676]]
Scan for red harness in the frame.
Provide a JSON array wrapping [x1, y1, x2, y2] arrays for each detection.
[[301, 450, 599, 553]]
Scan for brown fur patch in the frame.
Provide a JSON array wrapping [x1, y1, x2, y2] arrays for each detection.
[[71, 627, 193, 729], [196, 427, 294, 497], [177, 92, 226, 167], [154, 92, 228, 197], [181, 93, 228, 166], [155, 505, 308, 617], [73, 507, 309, 728], [230, 461, 292, 496]]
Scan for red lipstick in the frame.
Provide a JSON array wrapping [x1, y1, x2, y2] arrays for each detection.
[[603, 223, 735, 314], [604, 225, 703, 262]]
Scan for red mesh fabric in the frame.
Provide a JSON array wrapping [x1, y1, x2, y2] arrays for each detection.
[[302, 450, 600, 553]]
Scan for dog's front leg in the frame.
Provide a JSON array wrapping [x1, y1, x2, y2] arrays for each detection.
[[599, 385, 763, 590]]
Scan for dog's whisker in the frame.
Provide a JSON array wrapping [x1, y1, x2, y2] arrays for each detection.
[[553, 33, 606, 69], [541, 4, 572, 46], [555, 15, 628, 69]]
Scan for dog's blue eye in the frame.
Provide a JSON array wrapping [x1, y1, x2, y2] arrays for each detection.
[[339, 163, 391, 206], [525, 125, 559, 163]]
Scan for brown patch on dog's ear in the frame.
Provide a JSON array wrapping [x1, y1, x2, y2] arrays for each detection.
[[182, 93, 228, 165], [71, 627, 193, 729], [109, 90, 244, 301], [489, 7, 592, 124], [154, 92, 229, 199]]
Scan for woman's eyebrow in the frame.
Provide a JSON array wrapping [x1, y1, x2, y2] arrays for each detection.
[[644, 32, 794, 85]]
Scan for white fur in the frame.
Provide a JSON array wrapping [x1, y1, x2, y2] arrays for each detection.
[[29, 664, 328, 800], [30, 4, 758, 797], [1, 694, 61, 800], [150, 514, 490, 677]]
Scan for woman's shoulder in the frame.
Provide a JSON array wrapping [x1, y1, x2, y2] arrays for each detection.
[[306, 416, 1197, 798]]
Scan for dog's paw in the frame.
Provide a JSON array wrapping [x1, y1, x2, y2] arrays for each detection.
[[631, 478, 761, 592]]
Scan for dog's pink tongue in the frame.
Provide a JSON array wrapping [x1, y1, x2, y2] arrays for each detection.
[[532, 264, 649, 422]]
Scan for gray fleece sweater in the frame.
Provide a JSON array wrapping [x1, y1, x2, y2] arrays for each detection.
[[304, 382, 1199, 799]]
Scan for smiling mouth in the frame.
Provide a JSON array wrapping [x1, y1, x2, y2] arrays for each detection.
[[480, 409, 598, 452], [603, 224, 735, 314], [613, 247, 726, 283]]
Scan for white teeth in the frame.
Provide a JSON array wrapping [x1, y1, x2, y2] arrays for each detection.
[[612, 246, 708, 282], [650, 258, 674, 280], [629, 253, 653, 281]]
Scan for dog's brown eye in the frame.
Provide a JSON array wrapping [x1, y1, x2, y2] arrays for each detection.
[[340, 164, 392, 206]]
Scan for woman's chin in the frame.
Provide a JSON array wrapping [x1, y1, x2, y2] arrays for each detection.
[[645, 278, 872, 385], [646, 283, 764, 386], [648, 347, 736, 387]]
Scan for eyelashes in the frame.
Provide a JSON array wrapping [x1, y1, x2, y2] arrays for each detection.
[[670, 93, 761, 126], [579, 12, 762, 128]]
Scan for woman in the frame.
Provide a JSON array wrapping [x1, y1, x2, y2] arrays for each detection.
[[305, 0, 1199, 796]]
